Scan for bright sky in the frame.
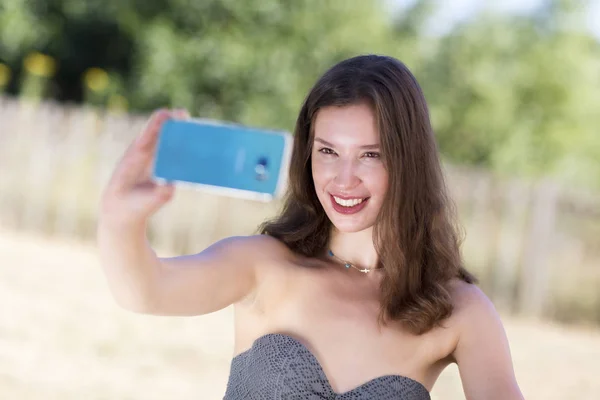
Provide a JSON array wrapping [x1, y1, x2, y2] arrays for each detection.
[[390, 0, 600, 37]]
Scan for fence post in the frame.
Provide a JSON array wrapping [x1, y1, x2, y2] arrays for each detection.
[[0, 98, 21, 229], [52, 107, 97, 236], [518, 179, 559, 317], [492, 180, 530, 312], [469, 171, 497, 292], [20, 103, 62, 233]]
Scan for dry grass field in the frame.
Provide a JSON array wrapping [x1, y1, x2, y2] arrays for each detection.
[[1, 228, 599, 400]]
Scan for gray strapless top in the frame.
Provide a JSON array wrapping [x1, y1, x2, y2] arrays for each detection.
[[223, 333, 431, 400]]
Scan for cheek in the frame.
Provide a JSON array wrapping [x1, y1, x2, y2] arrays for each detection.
[[311, 160, 324, 192], [366, 168, 389, 196], [311, 158, 333, 187]]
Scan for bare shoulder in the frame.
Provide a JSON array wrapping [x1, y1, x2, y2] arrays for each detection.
[[226, 234, 297, 313], [216, 234, 294, 274], [424, 279, 498, 359], [206, 233, 289, 260], [444, 281, 524, 399], [221, 233, 289, 254], [166, 233, 293, 285], [441, 278, 505, 355], [447, 278, 499, 324]]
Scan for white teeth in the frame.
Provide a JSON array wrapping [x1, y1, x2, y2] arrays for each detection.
[[333, 196, 364, 207]]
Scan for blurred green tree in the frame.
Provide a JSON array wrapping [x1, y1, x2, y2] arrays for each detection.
[[126, 0, 392, 129], [0, 0, 393, 129], [419, 0, 600, 189], [0, 0, 134, 101]]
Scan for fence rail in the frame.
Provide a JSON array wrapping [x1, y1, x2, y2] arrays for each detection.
[[1, 96, 599, 323]]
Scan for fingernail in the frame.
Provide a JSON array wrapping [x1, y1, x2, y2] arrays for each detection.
[[175, 109, 190, 119]]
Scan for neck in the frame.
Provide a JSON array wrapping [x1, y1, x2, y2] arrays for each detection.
[[327, 226, 379, 270]]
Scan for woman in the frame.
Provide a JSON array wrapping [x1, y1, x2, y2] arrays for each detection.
[[98, 55, 524, 399]]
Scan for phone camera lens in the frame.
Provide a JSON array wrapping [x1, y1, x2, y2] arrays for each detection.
[[255, 157, 269, 181]]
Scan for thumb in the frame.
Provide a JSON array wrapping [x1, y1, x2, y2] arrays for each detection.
[[130, 182, 175, 216], [150, 182, 175, 209]]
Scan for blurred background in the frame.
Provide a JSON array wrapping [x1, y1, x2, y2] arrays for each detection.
[[0, 0, 599, 399]]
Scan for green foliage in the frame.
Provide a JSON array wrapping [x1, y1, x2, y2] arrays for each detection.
[[0, 0, 392, 129], [418, 0, 600, 190], [127, 0, 391, 129]]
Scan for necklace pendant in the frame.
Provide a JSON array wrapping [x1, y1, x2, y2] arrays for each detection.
[[360, 269, 369, 273], [344, 263, 351, 269]]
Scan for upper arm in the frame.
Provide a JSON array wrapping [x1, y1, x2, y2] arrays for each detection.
[[451, 284, 524, 400], [146, 234, 283, 316]]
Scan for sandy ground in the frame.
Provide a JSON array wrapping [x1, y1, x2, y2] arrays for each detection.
[[1, 229, 600, 400]]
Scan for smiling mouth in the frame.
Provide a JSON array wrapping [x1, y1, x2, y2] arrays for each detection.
[[329, 194, 370, 214], [332, 196, 366, 207]]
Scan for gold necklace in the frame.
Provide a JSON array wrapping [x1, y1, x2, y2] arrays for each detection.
[[327, 250, 382, 274]]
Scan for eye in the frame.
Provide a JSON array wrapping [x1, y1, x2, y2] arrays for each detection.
[[318, 147, 336, 155], [363, 152, 380, 159]]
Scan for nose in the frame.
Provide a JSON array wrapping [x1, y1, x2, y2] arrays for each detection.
[[333, 159, 361, 188]]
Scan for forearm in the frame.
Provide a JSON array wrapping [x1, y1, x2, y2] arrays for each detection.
[[97, 219, 162, 312]]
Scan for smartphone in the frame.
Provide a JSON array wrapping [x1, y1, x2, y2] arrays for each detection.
[[152, 118, 292, 202]]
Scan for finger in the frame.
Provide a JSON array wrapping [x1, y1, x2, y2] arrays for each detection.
[[130, 109, 189, 183], [153, 181, 175, 205], [109, 151, 150, 192], [129, 181, 175, 215], [135, 108, 173, 153], [120, 108, 169, 159], [117, 108, 170, 170], [112, 109, 172, 189], [172, 108, 191, 120]]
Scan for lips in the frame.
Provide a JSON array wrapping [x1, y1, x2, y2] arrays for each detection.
[[329, 194, 369, 215]]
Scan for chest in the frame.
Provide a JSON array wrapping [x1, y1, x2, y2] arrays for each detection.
[[246, 267, 455, 392]]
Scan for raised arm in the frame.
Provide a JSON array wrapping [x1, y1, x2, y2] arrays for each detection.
[[97, 109, 277, 316]]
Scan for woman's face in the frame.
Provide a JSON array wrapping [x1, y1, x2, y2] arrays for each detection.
[[311, 102, 389, 233]]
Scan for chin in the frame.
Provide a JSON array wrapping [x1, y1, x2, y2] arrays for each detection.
[[332, 224, 372, 234], [327, 215, 375, 233]]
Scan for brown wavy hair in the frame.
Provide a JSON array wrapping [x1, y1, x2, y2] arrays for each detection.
[[259, 55, 476, 335]]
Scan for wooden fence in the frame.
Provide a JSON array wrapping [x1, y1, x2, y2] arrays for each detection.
[[1, 96, 599, 323]]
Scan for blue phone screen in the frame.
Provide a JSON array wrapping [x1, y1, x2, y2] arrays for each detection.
[[153, 119, 288, 197]]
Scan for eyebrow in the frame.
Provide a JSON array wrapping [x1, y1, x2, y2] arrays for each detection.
[[314, 137, 380, 150]]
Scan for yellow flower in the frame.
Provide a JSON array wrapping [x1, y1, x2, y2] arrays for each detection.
[[84, 68, 109, 92], [0, 63, 11, 86], [23, 52, 57, 77]]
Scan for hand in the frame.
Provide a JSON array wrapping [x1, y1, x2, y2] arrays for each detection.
[[100, 108, 190, 227]]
